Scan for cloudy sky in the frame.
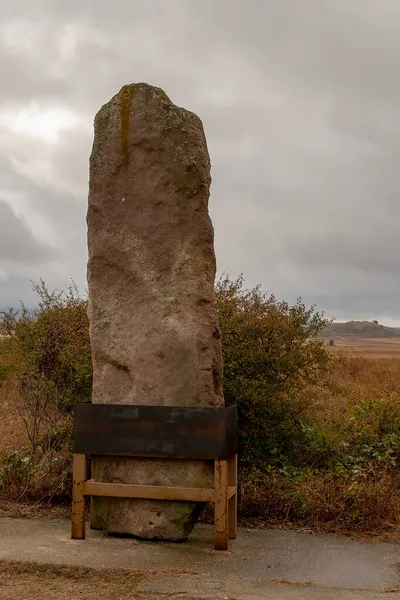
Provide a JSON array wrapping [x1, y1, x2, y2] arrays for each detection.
[[1, 0, 400, 324]]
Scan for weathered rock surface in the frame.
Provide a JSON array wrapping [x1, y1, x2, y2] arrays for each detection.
[[87, 83, 224, 540]]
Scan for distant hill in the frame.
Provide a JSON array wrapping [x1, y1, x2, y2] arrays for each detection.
[[319, 321, 400, 340]]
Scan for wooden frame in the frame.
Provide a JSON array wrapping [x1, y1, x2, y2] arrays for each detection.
[[71, 404, 238, 551]]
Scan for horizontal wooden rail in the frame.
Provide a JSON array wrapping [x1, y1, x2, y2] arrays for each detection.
[[84, 480, 215, 503], [83, 480, 237, 504]]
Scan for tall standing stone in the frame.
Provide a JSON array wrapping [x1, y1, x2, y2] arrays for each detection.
[[87, 83, 224, 540]]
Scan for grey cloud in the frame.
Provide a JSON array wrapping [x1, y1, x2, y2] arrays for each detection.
[[1, 0, 400, 323], [0, 199, 54, 263], [0, 162, 86, 309]]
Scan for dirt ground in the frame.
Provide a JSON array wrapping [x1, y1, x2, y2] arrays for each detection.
[[0, 561, 164, 600]]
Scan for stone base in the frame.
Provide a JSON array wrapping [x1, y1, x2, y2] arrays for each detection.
[[90, 497, 204, 541], [90, 457, 213, 540]]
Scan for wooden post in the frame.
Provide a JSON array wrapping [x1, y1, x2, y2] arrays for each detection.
[[71, 453, 87, 539], [214, 459, 229, 550], [228, 454, 238, 539]]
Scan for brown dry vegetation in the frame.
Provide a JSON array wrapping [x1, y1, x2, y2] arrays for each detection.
[[0, 382, 28, 454], [329, 337, 400, 359], [239, 352, 400, 538]]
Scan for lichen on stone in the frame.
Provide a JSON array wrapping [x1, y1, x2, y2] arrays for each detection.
[[118, 83, 172, 162], [119, 85, 135, 162]]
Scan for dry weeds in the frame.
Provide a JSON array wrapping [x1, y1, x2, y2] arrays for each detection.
[[0, 560, 153, 600], [306, 352, 400, 418], [0, 501, 70, 519], [0, 381, 28, 453]]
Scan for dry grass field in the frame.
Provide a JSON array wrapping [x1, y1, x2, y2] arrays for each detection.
[[329, 337, 400, 358]]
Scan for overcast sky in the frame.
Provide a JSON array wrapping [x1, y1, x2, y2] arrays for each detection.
[[1, 0, 400, 325]]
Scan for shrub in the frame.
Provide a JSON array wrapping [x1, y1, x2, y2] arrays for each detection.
[[1, 280, 92, 413], [215, 275, 332, 472], [0, 281, 90, 501]]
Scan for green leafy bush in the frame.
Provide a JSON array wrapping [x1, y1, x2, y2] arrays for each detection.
[[215, 275, 332, 471], [0, 281, 89, 501], [1, 280, 92, 412]]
